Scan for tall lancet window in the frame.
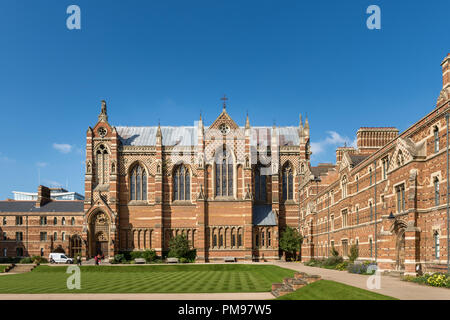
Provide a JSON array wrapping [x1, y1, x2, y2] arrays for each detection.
[[254, 165, 268, 202], [130, 164, 147, 201], [282, 164, 294, 200], [174, 164, 190, 201], [96, 144, 109, 185], [215, 146, 233, 197]]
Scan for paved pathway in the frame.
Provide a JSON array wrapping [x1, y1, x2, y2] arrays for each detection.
[[0, 292, 272, 300], [273, 262, 450, 300]]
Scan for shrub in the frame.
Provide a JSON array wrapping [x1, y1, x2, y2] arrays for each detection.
[[168, 235, 194, 260], [347, 261, 377, 275], [31, 256, 48, 265], [19, 257, 33, 264], [142, 250, 157, 262], [323, 256, 343, 267], [349, 245, 359, 263], [335, 261, 349, 271], [330, 245, 339, 258], [179, 257, 188, 263], [130, 251, 144, 260], [112, 254, 126, 264]]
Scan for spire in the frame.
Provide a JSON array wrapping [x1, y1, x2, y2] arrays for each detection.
[[98, 99, 108, 122], [304, 114, 310, 138], [245, 112, 250, 129], [156, 121, 162, 137], [156, 121, 162, 145], [198, 112, 204, 136], [299, 113, 303, 129]]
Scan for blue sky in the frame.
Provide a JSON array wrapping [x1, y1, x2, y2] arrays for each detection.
[[0, 0, 449, 199]]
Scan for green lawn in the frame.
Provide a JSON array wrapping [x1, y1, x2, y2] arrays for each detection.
[[0, 264, 295, 294], [276, 280, 397, 300]]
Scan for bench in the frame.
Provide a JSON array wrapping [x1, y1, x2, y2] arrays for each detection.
[[166, 257, 179, 264], [134, 258, 146, 264], [224, 257, 236, 263]]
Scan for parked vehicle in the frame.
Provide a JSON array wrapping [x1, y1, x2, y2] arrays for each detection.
[[48, 253, 73, 264]]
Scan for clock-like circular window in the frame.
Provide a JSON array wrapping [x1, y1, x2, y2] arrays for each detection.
[[98, 127, 107, 137], [219, 123, 230, 135]]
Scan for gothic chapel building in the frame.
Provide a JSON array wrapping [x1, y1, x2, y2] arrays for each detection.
[[83, 98, 309, 261], [1, 54, 449, 274]]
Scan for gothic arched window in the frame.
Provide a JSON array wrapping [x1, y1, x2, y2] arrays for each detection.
[[282, 164, 294, 200], [130, 164, 147, 201], [254, 165, 268, 202], [434, 177, 440, 206], [342, 176, 348, 198], [215, 147, 233, 197], [174, 165, 191, 201], [434, 126, 439, 153], [96, 144, 109, 185]]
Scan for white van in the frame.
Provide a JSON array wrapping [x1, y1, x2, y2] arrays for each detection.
[[49, 253, 73, 264]]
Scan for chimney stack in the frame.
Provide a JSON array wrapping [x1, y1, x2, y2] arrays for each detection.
[[442, 53, 450, 90], [36, 185, 51, 208]]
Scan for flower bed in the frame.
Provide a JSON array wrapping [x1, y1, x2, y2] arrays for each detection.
[[403, 273, 450, 288]]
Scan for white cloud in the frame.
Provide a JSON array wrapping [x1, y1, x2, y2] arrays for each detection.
[[311, 131, 356, 156], [53, 143, 73, 154]]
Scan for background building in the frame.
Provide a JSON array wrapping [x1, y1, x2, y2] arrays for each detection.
[[12, 188, 84, 201]]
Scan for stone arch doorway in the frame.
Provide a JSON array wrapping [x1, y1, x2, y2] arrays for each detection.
[[391, 219, 406, 271], [89, 211, 110, 258], [395, 230, 406, 271]]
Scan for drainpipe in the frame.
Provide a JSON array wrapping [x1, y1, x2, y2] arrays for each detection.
[[446, 111, 449, 274], [327, 194, 330, 258], [374, 160, 377, 263]]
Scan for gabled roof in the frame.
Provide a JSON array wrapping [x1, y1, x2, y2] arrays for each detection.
[[253, 205, 277, 226], [116, 126, 301, 147], [0, 201, 84, 213]]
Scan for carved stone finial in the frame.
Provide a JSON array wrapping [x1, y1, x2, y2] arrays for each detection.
[[98, 100, 108, 122]]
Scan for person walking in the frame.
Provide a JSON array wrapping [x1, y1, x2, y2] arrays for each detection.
[[94, 255, 99, 265], [76, 255, 82, 266]]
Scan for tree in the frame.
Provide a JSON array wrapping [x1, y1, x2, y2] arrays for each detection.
[[279, 226, 303, 261], [168, 234, 191, 259]]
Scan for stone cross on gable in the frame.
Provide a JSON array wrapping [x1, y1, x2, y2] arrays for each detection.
[[221, 94, 228, 109]]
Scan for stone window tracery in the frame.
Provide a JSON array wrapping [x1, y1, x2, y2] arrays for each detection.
[[130, 164, 147, 201]]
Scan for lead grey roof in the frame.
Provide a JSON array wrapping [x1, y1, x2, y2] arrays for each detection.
[[116, 126, 300, 147], [253, 205, 277, 226], [349, 154, 369, 167], [116, 126, 199, 146], [0, 201, 84, 213]]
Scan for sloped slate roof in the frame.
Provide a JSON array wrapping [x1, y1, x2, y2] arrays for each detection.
[[253, 205, 277, 226], [116, 126, 300, 147], [116, 126, 199, 146], [311, 164, 335, 178], [349, 154, 369, 167], [0, 201, 84, 213]]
